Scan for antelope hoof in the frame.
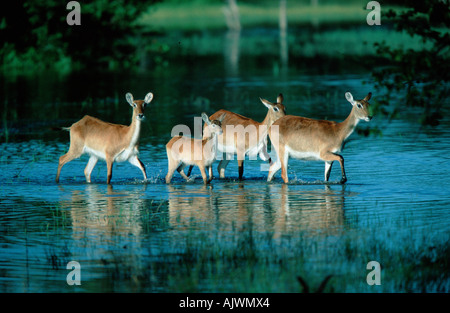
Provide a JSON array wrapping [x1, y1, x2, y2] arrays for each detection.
[[340, 176, 347, 184]]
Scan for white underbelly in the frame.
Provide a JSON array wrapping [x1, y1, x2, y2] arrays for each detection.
[[217, 142, 264, 156], [83, 146, 106, 160], [217, 143, 236, 154], [203, 157, 216, 167], [115, 147, 137, 162], [286, 146, 321, 161], [83, 146, 137, 162]]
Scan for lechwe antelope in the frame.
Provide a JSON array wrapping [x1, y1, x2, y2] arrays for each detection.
[[55, 92, 153, 184], [188, 94, 286, 180], [267, 92, 373, 184], [165, 113, 225, 184]]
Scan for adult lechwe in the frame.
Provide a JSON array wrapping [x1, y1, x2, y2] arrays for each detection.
[[56, 92, 153, 184], [267, 92, 373, 184], [188, 94, 286, 180]]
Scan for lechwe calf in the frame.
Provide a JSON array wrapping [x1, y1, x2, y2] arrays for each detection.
[[188, 94, 286, 180], [56, 92, 153, 184], [165, 113, 225, 184], [267, 92, 373, 184]]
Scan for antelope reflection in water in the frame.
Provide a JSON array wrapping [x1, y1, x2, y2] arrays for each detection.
[[267, 184, 348, 238], [59, 184, 150, 290], [166, 183, 351, 238], [64, 184, 147, 237]]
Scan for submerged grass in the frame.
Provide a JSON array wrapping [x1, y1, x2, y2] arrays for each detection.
[[10, 195, 448, 293], [154, 229, 450, 293], [84, 198, 449, 293], [2, 195, 449, 292], [3, 174, 448, 292]]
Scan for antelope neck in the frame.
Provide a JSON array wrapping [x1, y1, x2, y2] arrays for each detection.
[[338, 106, 360, 142], [128, 110, 142, 147]]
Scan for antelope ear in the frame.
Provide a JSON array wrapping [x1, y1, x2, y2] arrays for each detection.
[[345, 92, 355, 105], [126, 93, 135, 107], [201, 112, 211, 125], [218, 113, 226, 122], [260, 97, 273, 109], [364, 92, 372, 102], [277, 93, 284, 104], [144, 92, 153, 104]]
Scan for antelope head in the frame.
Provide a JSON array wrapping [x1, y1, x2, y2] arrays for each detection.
[[345, 92, 373, 122], [126, 92, 154, 121], [259, 93, 286, 125]]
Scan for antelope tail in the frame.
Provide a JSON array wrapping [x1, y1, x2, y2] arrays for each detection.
[[51, 127, 71, 131]]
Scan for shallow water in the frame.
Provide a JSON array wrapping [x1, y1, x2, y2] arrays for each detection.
[[1, 65, 450, 292]]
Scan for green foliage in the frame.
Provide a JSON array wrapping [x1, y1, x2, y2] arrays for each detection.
[[0, 0, 160, 71], [139, 1, 370, 32], [371, 0, 450, 126]]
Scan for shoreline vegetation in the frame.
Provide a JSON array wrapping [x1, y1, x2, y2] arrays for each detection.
[[1, 1, 447, 125], [1, 1, 408, 73]]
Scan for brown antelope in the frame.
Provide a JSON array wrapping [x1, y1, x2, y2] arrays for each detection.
[[188, 94, 286, 180], [55, 92, 153, 184], [165, 113, 225, 184], [267, 92, 373, 184]]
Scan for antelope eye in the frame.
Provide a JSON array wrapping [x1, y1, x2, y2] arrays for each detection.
[[273, 107, 279, 112], [357, 103, 363, 109]]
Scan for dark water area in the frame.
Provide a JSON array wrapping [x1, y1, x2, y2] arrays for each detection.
[[1, 27, 450, 293]]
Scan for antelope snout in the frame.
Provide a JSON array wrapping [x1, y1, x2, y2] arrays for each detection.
[[137, 113, 145, 121], [365, 116, 373, 122]]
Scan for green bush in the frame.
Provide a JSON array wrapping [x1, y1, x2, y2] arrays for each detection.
[[371, 0, 450, 126], [0, 0, 160, 71]]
